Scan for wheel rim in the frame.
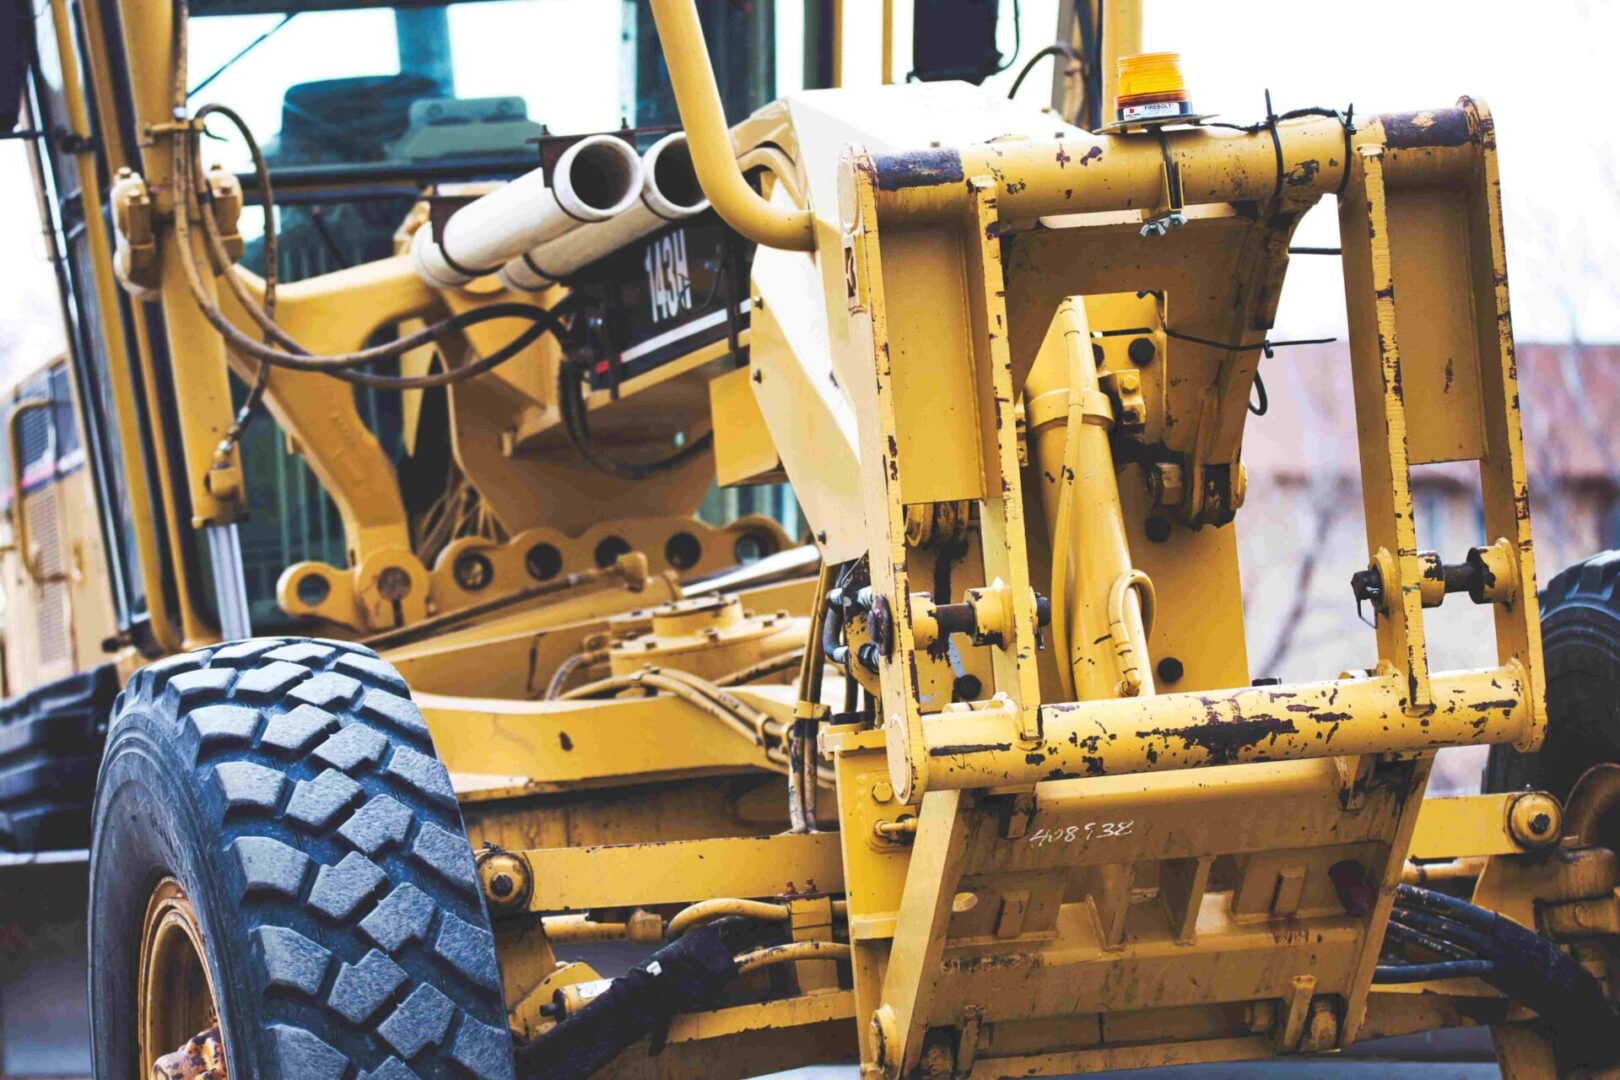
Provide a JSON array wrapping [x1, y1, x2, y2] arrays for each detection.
[[139, 877, 228, 1077]]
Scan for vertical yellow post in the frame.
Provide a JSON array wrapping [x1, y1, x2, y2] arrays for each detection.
[[44, 0, 182, 652], [1100, 0, 1143, 123], [881, 0, 894, 84], [831, 0, 844, 87], [117, 1, 244, 530]]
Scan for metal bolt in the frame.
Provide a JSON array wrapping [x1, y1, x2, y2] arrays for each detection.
[[1127, 337, 1157, 366], [1508, 792, 1562, 849], [1350, 567, 1384, 607], [377, 566, 413, 601], [477, 850, 530, 908], [871, 780, 894, 803]]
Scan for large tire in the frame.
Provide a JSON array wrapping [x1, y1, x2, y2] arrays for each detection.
[[89, 638, 514, 1080], [0, 663, 117, 852], [1486, 551, 1620, 800]]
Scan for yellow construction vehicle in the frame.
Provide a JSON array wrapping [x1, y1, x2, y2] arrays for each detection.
[[4, 0, 1620, 1077]]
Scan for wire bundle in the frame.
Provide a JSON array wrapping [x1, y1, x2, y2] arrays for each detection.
[[1375, 884, 1618, 1066], [1375, 884, 1502, 984], [165, 0, 576, 442]]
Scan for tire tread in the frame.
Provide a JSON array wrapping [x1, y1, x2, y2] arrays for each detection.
[[0, 663, 117, 852], [105, 637, 511, 1080]]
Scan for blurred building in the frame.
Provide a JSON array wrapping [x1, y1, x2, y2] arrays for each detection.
[[1239, 342, 1620, 793]]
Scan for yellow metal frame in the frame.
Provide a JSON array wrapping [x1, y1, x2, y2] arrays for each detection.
[[18, 0, 1606, 1077]]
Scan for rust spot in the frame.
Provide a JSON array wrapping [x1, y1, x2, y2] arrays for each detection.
[[872, 148, 965, 191], [558, 732, 574, 751], [1381, 108, 1473, 150], [1055, 145, 1072, 168], [1134, 713, 1298, 765], [1284, 159, 1320, 187], [1079, 146, 1103, 167], [930, 742, 1012, 757]]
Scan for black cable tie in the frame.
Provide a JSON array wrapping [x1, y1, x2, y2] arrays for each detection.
[[1208, 96, 1357, 202], [1264, 89, 1285, 203], [1162, 327, 1336, 354], [1337, 102, 1357, 198]]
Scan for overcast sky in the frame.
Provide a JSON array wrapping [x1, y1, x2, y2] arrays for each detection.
[[2, 0, 1615, 389]]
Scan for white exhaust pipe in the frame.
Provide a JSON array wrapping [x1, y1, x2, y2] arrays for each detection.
[[499, 131, 710, 291], [412, 134, 643, 288]]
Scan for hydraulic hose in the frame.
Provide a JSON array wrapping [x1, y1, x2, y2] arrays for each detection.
[[716, 650, 804, 687], [666, 898, 789, 939], [1372, 885, 1619, 1068], [558, 666, 835, 785], [542, 648, 611, 700], [191, 102, 274, 459], [820, 589, 850, 669], [515, 916, 774, 1079], [168, 0, 574, 392], [1373, 959, 1495, 984]]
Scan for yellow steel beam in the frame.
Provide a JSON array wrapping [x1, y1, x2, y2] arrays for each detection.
[[863, 108, 1481, 225], [519, 832, 844, 911], [1408, 794, 1537, 860], [970, 1035, 1275, 1080], [665, 990, 855, 1042], [919, 664, 1530, 791], [875, 789, 974, 1071], [119, 4, 242, 528], [419, 687, 792, 798], [1339, 141, 1432, 711], [44, 0, 179, 652], [217, 257, 435, 561], [599, 991, 859, 1079]]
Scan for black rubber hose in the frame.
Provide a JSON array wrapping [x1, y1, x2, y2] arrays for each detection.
[[515, 917, 777, 1079], [1389, 904, 1493, 957], [1373, 959, 1495, 984], [1395, 885, 1618, 1067], [1382, 918, 1475, 963], [821, 588, 850, 669], [1394, 883, 1497, 931]]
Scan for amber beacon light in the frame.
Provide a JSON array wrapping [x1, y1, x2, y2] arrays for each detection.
[[1115, 51, 1195, 124]]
